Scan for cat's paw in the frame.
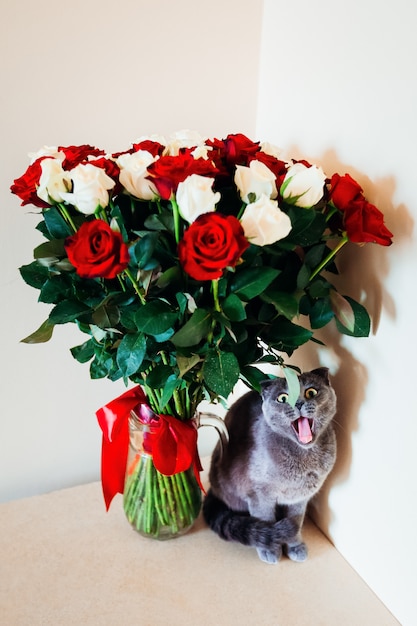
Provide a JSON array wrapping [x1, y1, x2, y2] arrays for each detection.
[[257, 545, 282, 564], [285, 541, 308, 562], [273, 517, 298, 541]]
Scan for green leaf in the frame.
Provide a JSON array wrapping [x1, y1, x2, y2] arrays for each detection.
[[283, 367, 301, 408], [333, 295, 371, 337], [144, 213, 169, 231], [92, 303, 121, 329], [70, 339, 95, 364], [176, 354, 201, 377], [296, 264, 311, 290], [308, 278, 331, 299], [153, 328, 175, 343], [231, 267, 280, 300], [39, 275, 71, 303], [203, 350, 240, 398], [156, 266, 182, 290], [262, 289, 299, 320], [309, 298, 334, 329], [34, 239, 66, 260], [285, 206, 326, 246], [130, 233, 159, 269], [160, 374, 180, 408], [240, 365, 269, 392], [171, 308, 211, 347], [110, 203, 129, 242], [49, 299, 91, 324], [330, 291, 355, 333], [116, 332, 147, 377], [19, 262, 49, 289], [146, 364, 173, 388], [21, 319, 55, 343], [134, 301, 177, 336], [119, 306, 138, 330], [43, 207, 72, 239], [266, 317, 313, 352], [304, 244, 327, 268], [90, 355, 113, 379], [223, 294, 247, 322]]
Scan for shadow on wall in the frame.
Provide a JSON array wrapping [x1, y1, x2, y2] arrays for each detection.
[[302, 155, 413, 539]]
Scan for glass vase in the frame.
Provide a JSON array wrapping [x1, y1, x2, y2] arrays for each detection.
[[123, 405, 227, 540]]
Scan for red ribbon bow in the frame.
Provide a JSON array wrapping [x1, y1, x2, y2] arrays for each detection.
[[96, 386, 203, 510]]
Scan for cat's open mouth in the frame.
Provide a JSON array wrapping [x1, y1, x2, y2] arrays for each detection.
[[292, 417, 314, 445]]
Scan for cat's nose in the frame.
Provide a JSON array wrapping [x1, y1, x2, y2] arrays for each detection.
[[295, 400, 304, 410]]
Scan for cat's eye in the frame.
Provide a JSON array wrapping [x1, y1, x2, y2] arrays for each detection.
[[277, 393, 289, 403], [305, 387, 318, 399]]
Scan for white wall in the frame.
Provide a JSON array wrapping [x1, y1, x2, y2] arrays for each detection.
[[2, 1, 415, 623], [257, 1, 416, 624], [0, 0, 263, 501]]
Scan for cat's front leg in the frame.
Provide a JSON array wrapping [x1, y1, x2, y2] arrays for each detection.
[[248, 495, 297, 565], [282, 500, 308, 562]]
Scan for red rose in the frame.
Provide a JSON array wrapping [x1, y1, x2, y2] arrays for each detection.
[[329, 173, 363, 207], [132, 140, 165, 157], [65, 220, 130, 279], [343, 198, 393, 246], [58, 144, 105, 170], [88, 157, 120, 181], [147, 152, 217, 200], [10, 157, 51, 208], [207, 134, 260, 167], [330, 173, 393, 246], [178, 213, 249, 281]]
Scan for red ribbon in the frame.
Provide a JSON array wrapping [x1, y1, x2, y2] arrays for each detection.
[[96, 386, 203, 510]]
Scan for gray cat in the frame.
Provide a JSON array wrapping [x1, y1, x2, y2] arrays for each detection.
[[203, 367, 337, 564]]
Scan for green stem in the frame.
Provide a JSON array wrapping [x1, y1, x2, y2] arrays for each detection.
[[124, 268, 146, 305], [212, 279, 221, 312], [325, 203, 339, 223], [160, 351, 184, 418], [236, 202, 247, 220], [162, 475, 179, 534], [156, 471, 170, 524], [97, 208, 109, 224], [117, 275, 126, 292], [141, 382, 161, 414], [309, 234, 349, 281], [171, 197, 181, 244], [57, 203, 77, 233]]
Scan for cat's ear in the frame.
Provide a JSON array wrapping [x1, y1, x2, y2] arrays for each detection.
[[260, 377, 285, 399], [260, 379, 274, 391], [310, 367, 330, 385]]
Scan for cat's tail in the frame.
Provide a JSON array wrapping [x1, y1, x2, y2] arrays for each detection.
[[202, 489, 297, 551]]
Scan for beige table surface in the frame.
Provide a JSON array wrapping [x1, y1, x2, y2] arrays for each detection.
[[0, 476, 399, 626]]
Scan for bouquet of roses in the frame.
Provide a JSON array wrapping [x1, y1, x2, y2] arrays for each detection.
[[11, 130, 392, 534]]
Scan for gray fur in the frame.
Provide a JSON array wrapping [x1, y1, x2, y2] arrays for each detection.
[[203, 367, 337, 564]]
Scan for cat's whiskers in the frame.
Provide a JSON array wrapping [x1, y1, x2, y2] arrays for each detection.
[[330, 416, 347, 435]]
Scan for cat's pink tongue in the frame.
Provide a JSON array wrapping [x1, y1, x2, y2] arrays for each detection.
[[297, 417, 313, 444]]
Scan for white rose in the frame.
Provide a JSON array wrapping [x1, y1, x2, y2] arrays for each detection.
[[29, 146, 64, 164], [133, 133, 167, 145], [240, 194, 292, 246], [260, 141, 283, 159], [60, 163, 115, 214], [37, 158, 70, 203], [164, 129, 206, 156], [117, 150, 157, 200], [190, 144, 212, 160], [176, 174, 220, 223], [234, 159, 278, 203], [281, 162, 326, 208]]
